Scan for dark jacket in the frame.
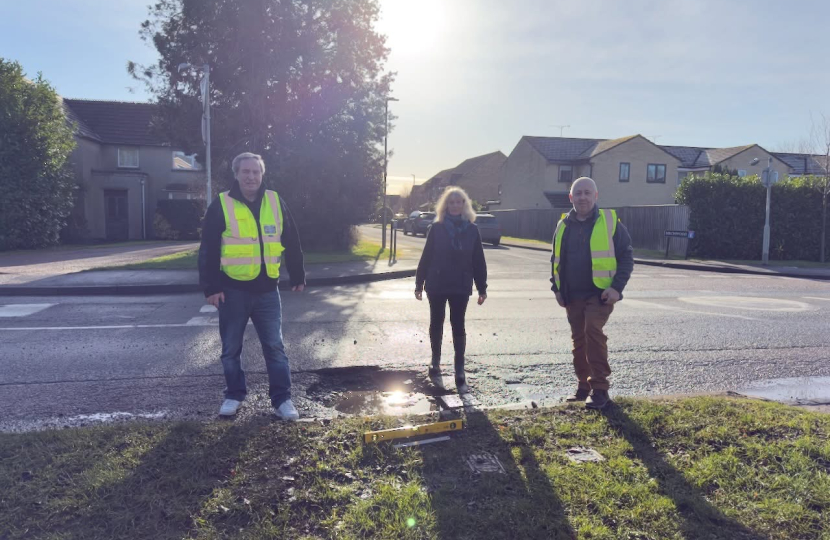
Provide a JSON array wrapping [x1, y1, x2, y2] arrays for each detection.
[[199, 182, 305, 297], [415, 219, 487, 296], [549, 206, 633, 305]]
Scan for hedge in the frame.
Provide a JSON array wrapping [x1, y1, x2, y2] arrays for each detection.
[[153, 199, 205, 240], [677, 173, 829, 261]]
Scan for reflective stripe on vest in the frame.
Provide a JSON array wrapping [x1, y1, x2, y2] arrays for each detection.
[[552, 209, 618, 290], [219, 190, 285, 281]]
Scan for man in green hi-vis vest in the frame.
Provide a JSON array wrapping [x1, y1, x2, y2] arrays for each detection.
[[199, 152, 306, 420], [550, 177, 633, 410]]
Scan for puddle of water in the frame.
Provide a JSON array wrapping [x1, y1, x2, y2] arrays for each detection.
[[332, 390, 437, 416], [737, 377, 830, 405]]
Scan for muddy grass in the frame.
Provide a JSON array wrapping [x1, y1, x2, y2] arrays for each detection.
[[1, 397, 828, 539]]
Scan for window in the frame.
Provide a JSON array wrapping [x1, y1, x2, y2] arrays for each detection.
[[647, 163, 666, 183], [118, 148, 139, 168], [558, 165, 573, 183], [737, 169, 747, 177], [619, 162, 630, 182], [172, 151, 202, 170]]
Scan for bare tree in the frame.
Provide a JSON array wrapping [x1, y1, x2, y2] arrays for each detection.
[[772, 138, 813, 154]]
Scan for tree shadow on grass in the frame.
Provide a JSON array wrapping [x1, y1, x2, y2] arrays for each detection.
[[601, 404, 768, 540], [62, 420, 255, 540], [419, 409, 576, 540]]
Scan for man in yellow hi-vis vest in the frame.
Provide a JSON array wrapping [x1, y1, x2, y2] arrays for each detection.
[[199, 152, 305, 420], [550, 177, 633, 409]]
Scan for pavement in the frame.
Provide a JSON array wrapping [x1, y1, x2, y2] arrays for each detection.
[[0, 237, 828, 296], [499, 237, 830, 280]]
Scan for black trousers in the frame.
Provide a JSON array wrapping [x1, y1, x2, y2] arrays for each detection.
[[427, 292, 469, 377]]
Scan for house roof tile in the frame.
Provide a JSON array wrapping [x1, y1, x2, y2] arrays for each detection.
[[62, 99, 169, 147]]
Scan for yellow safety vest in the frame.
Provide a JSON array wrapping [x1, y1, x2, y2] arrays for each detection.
[[219, 190, 285, 281], [552, 209, 618, 290]]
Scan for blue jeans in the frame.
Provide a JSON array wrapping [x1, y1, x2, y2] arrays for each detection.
[[218, 288, 291, 407]]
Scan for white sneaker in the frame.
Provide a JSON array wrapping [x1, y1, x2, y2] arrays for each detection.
[[219, 399, 242, 416], [274, 399, 300, 421]]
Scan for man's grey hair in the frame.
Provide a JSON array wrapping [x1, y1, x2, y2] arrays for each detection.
[[231, 152, 266, 175]]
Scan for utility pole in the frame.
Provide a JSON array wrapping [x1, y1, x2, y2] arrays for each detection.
[[177, 62, 212, 200]]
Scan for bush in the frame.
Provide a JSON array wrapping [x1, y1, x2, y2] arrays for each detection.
[[677, 173, 829, 261], [153, 199, 205, 240], [0, 59, 76, 251]]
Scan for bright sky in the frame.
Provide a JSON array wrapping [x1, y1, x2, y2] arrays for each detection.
[[3, 0, 830, 195]]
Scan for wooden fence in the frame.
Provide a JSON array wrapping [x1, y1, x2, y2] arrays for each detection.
[[489, 205, 691, 256]]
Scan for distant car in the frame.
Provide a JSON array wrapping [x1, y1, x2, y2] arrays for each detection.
[[392, 213, 407, 228], [403, 211, 435, 236], [475, 213, 501, 246]]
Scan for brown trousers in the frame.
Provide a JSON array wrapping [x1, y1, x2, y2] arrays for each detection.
[[565, 296, 614, 391]]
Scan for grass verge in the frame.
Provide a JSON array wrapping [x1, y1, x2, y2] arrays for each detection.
[[1, 397, 828, 539], [94, 239, 405, 270], [501, 235, 551, 247]]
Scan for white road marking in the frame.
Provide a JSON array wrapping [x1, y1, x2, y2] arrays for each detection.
[[0, 304, 54, 317], [186, 316, 216, 326], [804, 296, 830, 302], [0, 323, 193, 331], [678, 296, 811, 312], [621, 299, 759, 320]]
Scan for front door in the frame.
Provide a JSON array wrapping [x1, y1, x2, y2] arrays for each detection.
[[104, 189, 129, 241]]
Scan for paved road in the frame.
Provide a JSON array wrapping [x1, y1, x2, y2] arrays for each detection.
[[1, 240, 829, 430]]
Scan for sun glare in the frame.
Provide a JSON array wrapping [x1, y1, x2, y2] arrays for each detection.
[[377, 0, 448, 56]]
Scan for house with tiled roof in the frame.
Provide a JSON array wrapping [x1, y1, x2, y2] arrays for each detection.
[[496, 134, 823, 210], [62, 98, 204, 241], [412, 151, 506, 209]]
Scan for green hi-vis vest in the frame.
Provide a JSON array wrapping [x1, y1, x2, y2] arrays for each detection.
[[552, 209, 618, 290], [219, 190, 285, 281]]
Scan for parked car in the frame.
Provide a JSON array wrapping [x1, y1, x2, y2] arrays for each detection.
[[403, 211, 435, 236], [475, 213, 501, 246], [392, 213, 407, 228]]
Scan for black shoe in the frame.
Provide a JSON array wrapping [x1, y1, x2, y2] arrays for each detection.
[[455, 377, 470, 394], [585, 389, 611, 410], [428, 357, 441, 378], [565, 388, 591, 402]]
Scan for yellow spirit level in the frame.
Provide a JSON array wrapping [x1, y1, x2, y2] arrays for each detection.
[[363, 419, 465, 444]]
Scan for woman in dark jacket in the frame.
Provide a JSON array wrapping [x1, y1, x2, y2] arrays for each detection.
[[415, 187, 487, 393]]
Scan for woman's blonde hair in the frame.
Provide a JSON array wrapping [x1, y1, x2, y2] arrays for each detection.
[[434, 186, 477, 223]]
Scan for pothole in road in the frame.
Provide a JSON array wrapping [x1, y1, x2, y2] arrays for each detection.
[[307, 366, 442, 416]]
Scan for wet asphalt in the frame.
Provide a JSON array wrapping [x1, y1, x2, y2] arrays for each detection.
[[1, 236, 829, 431]]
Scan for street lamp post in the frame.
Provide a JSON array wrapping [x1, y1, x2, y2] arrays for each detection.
[[382, 97, 399, 250], [751, 156, 775, 265], [177, 63, 212, 201]]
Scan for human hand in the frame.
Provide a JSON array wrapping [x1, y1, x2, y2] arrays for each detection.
[[601, 287, 621, 304], [206, 292, 225, 308], [292, 284, 305, 292], [554, 292, 565, 308], [415, 290, 423, 301], [477, 294, 487, 305]]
